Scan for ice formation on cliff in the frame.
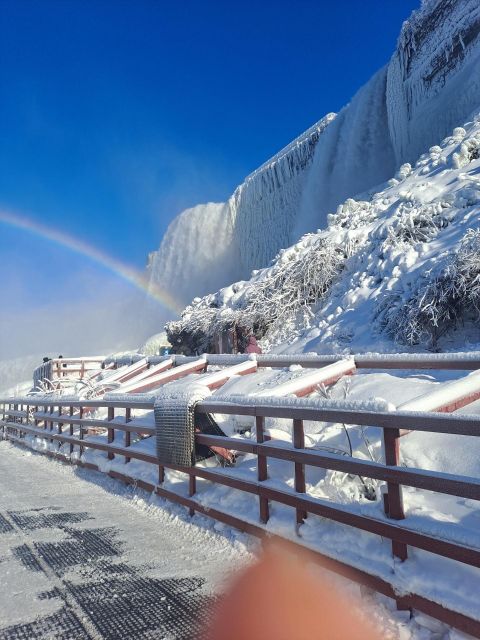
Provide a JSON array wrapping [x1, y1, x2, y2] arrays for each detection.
[[149, 0, 480, 313]]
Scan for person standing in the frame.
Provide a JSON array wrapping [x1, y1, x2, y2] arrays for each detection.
[[245, 335, 262, 354]]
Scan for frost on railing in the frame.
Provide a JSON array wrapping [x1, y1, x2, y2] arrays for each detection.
[[201, 394, 396, 414], [33, 361, 53, 390]]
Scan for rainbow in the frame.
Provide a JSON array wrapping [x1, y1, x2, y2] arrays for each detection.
[[0, 207, 184, 316]]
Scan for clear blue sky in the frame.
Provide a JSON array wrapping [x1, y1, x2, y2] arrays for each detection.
[[0, 0, 420, 355]]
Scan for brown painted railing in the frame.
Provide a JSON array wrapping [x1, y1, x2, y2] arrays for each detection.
[[50, 357, 107, 379], [1, 388, 480, 637], [44, 350, 480, 382]]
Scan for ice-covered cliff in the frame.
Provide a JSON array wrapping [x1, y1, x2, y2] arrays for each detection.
[[387, 0, 480, 165], [146, 201, 238, 307], [149, 0, 480, 313], [147, 113, 335, 305], [167, 113, 480, 355], [295, 0, 480, 235]]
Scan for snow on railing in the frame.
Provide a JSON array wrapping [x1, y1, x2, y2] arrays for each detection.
[[108, 358, 174, 388], [255, 358, 355, 397], [196, 359, 258, 390], [115, 358, 208, 394], [398, 369, 480, 413]]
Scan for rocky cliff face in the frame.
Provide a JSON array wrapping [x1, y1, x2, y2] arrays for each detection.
[[149, 0, 480, 316]]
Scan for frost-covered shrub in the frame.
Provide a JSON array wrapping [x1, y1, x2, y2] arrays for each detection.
[[452, 135, 480, 169], [382, 201, 452, 248], [166, 236, 349, 353], [377, 229, 480, 346], [242, 237, 346, 330], [328, 198, 377, 230]]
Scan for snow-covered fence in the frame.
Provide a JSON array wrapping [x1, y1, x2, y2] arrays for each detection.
[[34, 351, 480, 392], [49, 356, 106, 380], [1, 390, 480, 637]]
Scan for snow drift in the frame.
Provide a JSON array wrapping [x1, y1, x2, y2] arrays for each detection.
[[149, 0, 480, 312]]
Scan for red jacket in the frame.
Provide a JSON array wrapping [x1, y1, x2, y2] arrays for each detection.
[[245, 336, 262, 354]]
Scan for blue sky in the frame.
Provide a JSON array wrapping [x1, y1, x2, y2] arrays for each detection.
[[0, 0, 419, 356]]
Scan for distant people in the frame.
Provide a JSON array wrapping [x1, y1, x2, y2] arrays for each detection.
[[42, 356, 50, 363], [245, 335, 262, 355]]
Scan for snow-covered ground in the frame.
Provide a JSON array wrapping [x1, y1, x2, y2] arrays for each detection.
[[0, 440, 253, 638]]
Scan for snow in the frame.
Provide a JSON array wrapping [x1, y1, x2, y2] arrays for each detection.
[[254, 357, 355, 397], [399, 369, 480, 412], [0, 440, 254, 636]]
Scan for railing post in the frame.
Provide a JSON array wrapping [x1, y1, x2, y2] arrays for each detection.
[[69, 406, 74, 455], [256, 416, 269, 523], [43, 403, 47, 433], [58, 405, 63, 434], [189, 472, 196, 517], [49, 405, 54, 445], [383, 428, 408, 562], [293, 418, 307, 524], [124, 407, 131, 463], [79, 406, 84, 457], [107, 406, 114, 460]]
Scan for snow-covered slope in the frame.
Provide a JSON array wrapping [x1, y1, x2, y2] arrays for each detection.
[[149, 0, 480, 312], [167, 113, 480, 354]]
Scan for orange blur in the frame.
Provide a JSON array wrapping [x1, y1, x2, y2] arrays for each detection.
[[206, 541, 382, 640]]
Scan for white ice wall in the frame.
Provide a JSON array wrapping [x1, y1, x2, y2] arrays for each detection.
[[387, 0, 480, 165], [231, 113, 335, 275], [296, 0, 480, 235], [147, 202, 238, 306], [148, 114, 335, 309], [294, 67, 396, 238]]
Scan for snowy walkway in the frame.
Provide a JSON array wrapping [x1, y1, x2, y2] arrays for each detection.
[[0, 441, 250, 639]]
